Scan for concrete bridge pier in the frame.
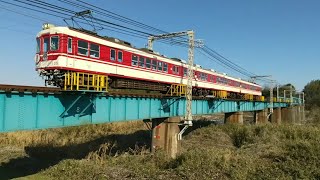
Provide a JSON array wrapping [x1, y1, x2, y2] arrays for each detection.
[[151, 117, 181, 159], [271, 107, 282, 124], [254, 109, 268, 124], [301, 105, 306, 122], [295, 105, 305, 123], [295, 106, 301, 123], [281, 107, 296, 123], [224, 112, 244, 124]]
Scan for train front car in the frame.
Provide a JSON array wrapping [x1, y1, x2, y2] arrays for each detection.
[[35, 23, 66, 87], [35, 24, 108, 91]]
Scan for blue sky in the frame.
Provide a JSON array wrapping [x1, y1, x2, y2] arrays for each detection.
[[0, 0, 319, 91]]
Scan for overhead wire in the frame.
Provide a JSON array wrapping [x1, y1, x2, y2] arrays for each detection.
[[0, 0, 148, 37], [0, 0, 67, 19], [0, 5, 51, 23], [0, 0, 188, 48], [74, 0, 167, 34], [201, 47, 255, 77], [1, 0, 266, 81], [57, 0, 189, 45], [66, 0, 263, 79]]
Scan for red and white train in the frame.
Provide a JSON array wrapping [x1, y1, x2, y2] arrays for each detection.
[[35, 24, 262, 98]]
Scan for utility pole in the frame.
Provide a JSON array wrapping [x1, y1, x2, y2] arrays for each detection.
[[290, 85, 293, 106], [148, 31, 203, 128], [185, 31, 194, 125], [284, 90, 286, 102], [276, 84, 279, 101], [299, 93, 301, 104], [269, 81, 275, 114]]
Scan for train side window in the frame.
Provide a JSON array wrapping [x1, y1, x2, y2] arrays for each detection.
[[163, 63, 168, 72], [223, 78, 227, 84], [201, 73, 206, 81], [146, 58, 151, 69], [173, 66, 179, 75], [50, 36, 59, 51], [184, 68, 187, 76], [158, 61, 163, 71], [118, 51, 123, 62], [139, 57, 145, 67], [217, 77, 222, 84], [36, 38, 40, 53], [67, 38, 72, 53], [78, 40, 88, 56], [132, 55, 138, 66], [110, 49, 116, 61], [151, 60, 157, 70], [43, 37, 49, 53], [90, 43, 100, 58], [221, 78, 224, 84]]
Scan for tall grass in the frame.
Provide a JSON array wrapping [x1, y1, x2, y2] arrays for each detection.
[[2, 113, 320, 179], [30, 123, 320, 179], [306, 106, 320, 123]]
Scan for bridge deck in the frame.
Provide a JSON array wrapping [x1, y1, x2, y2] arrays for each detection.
[[0, 89, 293, 132]]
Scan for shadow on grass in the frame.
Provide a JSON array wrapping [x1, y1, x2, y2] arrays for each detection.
[[0, 130, 150, 179]]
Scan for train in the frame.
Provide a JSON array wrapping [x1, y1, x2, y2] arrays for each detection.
[[35, 23, 263, 100]]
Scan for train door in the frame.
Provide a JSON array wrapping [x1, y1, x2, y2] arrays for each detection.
[[66, 37, 74, 68]]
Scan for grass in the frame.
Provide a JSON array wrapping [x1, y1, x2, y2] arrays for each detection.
[[1, 111, 320, 179]]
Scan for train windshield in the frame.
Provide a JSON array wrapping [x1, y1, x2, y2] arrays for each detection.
[[43, 37, 49, 53], [36, 38, 40, 53], [50, 36, 59, 51]]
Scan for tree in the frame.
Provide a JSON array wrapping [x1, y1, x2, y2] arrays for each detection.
[[303, 80, 320, 110]]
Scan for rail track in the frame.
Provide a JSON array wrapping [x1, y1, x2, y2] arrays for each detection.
[[0, 84, 60, 93], [0, 84, 172, 98], [0, 84, 218, 100], [0, 84, 273, 103]]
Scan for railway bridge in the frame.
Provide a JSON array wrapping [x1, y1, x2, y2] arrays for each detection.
[[0, 84, 304, 158]]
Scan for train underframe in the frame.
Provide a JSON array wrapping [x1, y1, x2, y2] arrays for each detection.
[[38, 69, 263, 101]]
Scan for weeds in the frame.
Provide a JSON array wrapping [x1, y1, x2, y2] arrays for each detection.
[[2, 119, 320, 179], [306, 106, 320, 123]]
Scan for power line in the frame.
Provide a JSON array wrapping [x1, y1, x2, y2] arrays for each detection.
[[0, 5, 50, 23], [1, 0, 264, 80], [74, 0, 167, 34], [57, 0, 190, 45], [67, 0, 261, 79], [0, 0, 67, 19]]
